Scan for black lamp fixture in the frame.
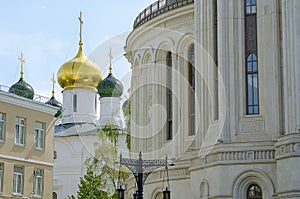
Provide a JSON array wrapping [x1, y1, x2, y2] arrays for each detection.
[[133, 191, 138, 199], [117, 165, 125, 199], [163, 187, 171, 199], [117, 186, 125, 199], [163, 161, 171, 199]]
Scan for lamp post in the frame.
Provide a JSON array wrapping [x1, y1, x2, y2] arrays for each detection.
[[119, 151, 169, 199], [163, 187, 171, 199], [116, 186, 125, 199]]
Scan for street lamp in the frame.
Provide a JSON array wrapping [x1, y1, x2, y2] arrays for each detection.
[[116, 186, 125, 199], [119, 151, 171, 199], [163, 187, 171, 199], [133, 191, 138, 199]]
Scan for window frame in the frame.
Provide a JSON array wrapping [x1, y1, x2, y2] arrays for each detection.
[[13, 166, 24, 196], [52, 192, 58, 199], [244, 0, 259, 116], [0, 163, 3, 193], [245, 0, 257, 15], [33, 168, 43, 197], [188, 44, 196, 136], [245, 53, 259, 115], [0, 113, 5, 142], [15, 117, 26, 146], [166, 51, 173, 140], [34, 121, 45, 150], [73, 94, 77, 112], [246, 184, 262, 199]]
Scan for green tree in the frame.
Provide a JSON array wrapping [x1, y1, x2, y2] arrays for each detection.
[[85, 124, 129, 198], [66, 124, 129, 199], [65, 165, 109, 199], [122, 99, 131, 150]]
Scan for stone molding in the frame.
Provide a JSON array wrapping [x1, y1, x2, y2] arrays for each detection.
[[275, 133, 300, 160]]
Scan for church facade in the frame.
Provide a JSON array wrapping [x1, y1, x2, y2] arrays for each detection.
[[124, 0, 300, 198]]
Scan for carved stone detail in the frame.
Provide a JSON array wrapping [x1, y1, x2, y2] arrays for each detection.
[[239, 120, 265, 133], [203, 149, 275, 165]]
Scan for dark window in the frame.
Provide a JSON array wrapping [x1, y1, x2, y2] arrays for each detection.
[[247, 184, 262, 199], [73, 94, 77, 112], [0, 113, 5, 142], [54, 150, 57, 160], [166, 51, 172, 140], [245, 0, 259, 115], [53, 192, 57, 199], [188, 44, 195, 136], [95, 95, 97, 112], [0, 163, 3, 193]]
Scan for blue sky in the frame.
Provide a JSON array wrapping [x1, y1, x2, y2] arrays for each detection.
[[0, 0, 155, 101]]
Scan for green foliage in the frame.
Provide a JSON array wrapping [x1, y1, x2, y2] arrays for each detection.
[[67, 123, 130, 199], [99, 123, 119, 147], [123, 99, 131, 150], [84, 124, 130, 198]]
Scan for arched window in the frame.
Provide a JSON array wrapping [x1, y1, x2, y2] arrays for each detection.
[[188, 44, 195, 136], [247, 184, 262, 199], [246, 54, 259, 114], [166, 51, 172, 140], [52, 192, 57, 199], [245, 0, 259, 115]]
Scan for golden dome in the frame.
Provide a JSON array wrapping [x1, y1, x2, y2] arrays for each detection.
[[57, 11, 103, 91], [57, 44, 103, 91]]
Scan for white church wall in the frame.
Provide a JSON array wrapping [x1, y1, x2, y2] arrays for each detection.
[[62, 89, 98, 124]]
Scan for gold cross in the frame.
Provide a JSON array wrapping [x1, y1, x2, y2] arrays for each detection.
[[51, 73, 56, 97], [78, 11, 83, 45], [18, 53, 25, 79], [109, 48, 113, 74]]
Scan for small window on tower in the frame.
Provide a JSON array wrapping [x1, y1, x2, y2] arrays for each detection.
[[73, 95, 77, 112], [95, 95, 97, 112]]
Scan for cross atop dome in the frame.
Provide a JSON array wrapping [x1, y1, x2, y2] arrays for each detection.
[[109, 48, 113, 74], [18, 53, 25, 79], [51, 73, 56, 97], [78, 11, 83, 46]]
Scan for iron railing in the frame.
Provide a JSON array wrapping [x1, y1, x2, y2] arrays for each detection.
[[133, 0, 194, 29]]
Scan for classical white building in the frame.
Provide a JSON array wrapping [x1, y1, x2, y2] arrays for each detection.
[[52, 13, 127, 198], [124, 0, 300, 198]]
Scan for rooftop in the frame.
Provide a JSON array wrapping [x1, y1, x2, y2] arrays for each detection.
[[133, 0, 194, 29], [0, 84, 50, 104]]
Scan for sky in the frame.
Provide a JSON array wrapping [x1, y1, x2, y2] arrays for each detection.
[[0, 0, 156, 101]]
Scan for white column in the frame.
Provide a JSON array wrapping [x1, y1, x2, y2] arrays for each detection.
[[217, 0, 237, 142], [195, 0, 218, 148], [281, 0, 300, 134]]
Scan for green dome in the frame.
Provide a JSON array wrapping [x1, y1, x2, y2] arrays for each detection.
[[97, 73, 124, 98], [46, 96, 62, 117], [46, 96, 62, 108], [9, 78, 35, 99]]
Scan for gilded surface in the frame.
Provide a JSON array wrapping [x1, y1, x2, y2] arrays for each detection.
[[57, 11, 103, 90], [57, 46, 103, 90]]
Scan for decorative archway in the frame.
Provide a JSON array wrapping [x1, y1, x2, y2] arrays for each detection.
[[151, 187, 163, 199], [232, 169, 275, 199], [200, 180, 209, 199]]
